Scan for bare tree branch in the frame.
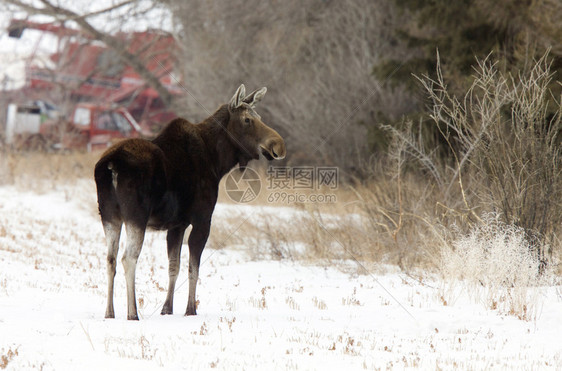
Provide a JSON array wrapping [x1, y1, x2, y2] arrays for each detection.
[[6, 0, 176, 108]]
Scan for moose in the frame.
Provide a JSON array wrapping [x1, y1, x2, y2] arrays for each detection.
[[94, 85, 286, 320]]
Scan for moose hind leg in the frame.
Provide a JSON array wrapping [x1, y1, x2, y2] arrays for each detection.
[[122, 223, 146, 320], [161, 227, 186, 315], [104, 221, 122, 319]]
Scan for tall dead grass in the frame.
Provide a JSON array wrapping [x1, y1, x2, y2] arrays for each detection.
[[0, 151, 98, 192]]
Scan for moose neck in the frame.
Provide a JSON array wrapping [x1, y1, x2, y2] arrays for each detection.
[[198, 105, 250, 179]]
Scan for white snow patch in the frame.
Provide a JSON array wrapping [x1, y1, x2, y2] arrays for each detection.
[[0, 185, 561, 369]]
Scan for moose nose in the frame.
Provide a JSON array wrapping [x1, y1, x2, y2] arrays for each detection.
[[271, 140, 286, 159]]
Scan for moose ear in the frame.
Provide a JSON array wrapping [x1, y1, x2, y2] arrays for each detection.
[[229, 84, 246, 110], [243, 87, 267, 107]]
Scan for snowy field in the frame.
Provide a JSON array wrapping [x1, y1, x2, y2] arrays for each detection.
[[0, 181, 561, 370]]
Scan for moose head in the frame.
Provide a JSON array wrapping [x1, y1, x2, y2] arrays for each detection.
[[227, 84, 286, 166]]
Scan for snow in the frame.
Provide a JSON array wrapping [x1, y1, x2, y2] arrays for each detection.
[[0, 182, 561, 370]]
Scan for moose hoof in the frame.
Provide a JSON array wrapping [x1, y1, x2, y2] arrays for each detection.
[[127, 314, 140, 321], [105, 310, 115, 319], [161, 306, 173, 315], [185, 308, 197, 316]]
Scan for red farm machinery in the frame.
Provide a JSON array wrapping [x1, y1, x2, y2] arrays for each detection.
[[3, 19, 183, 151]]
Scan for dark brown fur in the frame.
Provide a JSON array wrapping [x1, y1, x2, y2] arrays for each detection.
[[95, 85, 285, 320]]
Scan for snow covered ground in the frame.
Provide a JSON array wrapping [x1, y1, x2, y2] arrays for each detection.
[[0, 181, 561, 370]]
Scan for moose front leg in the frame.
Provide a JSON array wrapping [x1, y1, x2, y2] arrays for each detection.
[[185, 222, 210, 316], [161, 227, 186, 315]]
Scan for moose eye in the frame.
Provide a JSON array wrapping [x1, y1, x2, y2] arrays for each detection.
[[244, 118, 251, 124]]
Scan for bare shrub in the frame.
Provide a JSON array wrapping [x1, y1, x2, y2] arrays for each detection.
[[364, 53, 562, 318], [441, 216, 552, 320], [382, 52, 562, 261]]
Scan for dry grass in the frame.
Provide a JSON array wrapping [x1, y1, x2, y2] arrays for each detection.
[[0, 346, 19, 369], [0, 152, 401, 271], [0, 148, 528, 273], [0, 150, 392, 266], [208, 169, 451, 275], [0, 147, 439, 273], [0, 150, 98, 192]]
